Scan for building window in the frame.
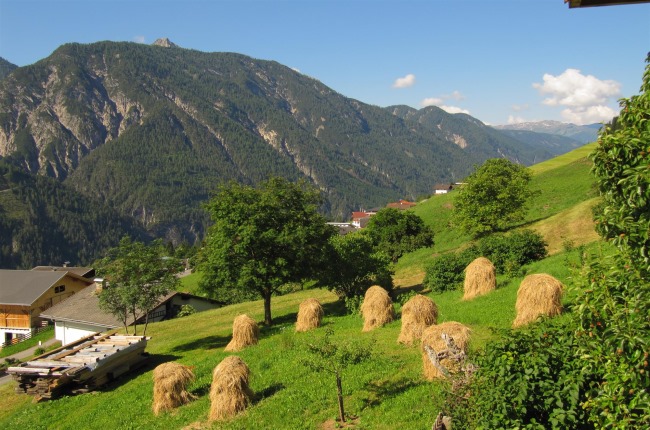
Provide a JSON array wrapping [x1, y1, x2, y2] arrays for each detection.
[[54, 285, 66, 293]]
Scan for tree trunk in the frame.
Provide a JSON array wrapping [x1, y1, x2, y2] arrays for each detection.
[[336, 373, 345, 423], [263, 293, 272, 326]]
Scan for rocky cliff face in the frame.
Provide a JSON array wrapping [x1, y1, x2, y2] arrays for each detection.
[[0, 61, 143, 178], [0, 41, 551, 244]]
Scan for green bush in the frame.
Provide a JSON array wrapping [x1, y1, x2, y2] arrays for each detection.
[[447, 319, 592, 429], [423, 249, 476, 293], [176, 304, 196, 318], [476, 229, 547, 274]]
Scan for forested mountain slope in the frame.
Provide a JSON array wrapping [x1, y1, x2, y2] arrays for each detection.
[[0, 160, 148, 268], [0, 40, 582, 265]]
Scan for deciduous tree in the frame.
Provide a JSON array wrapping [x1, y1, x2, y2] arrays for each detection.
[[198, 177, 335, 325], [97, 237, 179, 335], [326, 233, 393, 298], [364, 208, 433, 263], [453, 158, 534, 237]]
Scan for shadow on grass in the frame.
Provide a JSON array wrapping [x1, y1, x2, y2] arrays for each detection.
[[98, 353, 182, 393], [254, 382, 285, 404], [322, 299, 347, 317], [361, 377, 426, 408], [171, 335, 231, 352]]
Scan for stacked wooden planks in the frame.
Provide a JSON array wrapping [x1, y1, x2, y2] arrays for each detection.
[[8, 331, 149, 400]]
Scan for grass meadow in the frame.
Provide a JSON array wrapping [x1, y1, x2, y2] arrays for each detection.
[[0, 144, 606, 429]]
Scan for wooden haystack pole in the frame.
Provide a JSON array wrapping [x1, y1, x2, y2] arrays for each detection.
[[209, 355, 253, 421], [397, 294, 438, 345], [360, 285, 395, 332], [463, 257, 496, 300], [152, 362, 197, 415], [421, 321, 471, 380], [225, 314, 259, 352], [295, 298, 324, 332], [513, 273, 564, 328]]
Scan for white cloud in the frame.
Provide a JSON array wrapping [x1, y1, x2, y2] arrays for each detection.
[[449, 90, 465, 101], [507, 115, 527, 124], [532, 68, 620, 125], [133, 35, 146, 44], [511, 104, 529, 112], [393, 73, 416, 88], [533, 69, 620, 107], [440, 105, 470, 115], [561, 105, 617, 125], [420, 97, 444, 107]]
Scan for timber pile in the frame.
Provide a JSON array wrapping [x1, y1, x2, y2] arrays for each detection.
[[8, 332, 149, 400]]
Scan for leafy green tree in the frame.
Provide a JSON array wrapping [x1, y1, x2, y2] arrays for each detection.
[[448, 57, 650, 430], [197, 177, 335, 325], [577, 55, 650, 428], [454, 158, 535, 237], [300, 328, 374, 423], [326, 233, 393, 298], [364, 208, 434, 263], [97, 237, 180, 335]]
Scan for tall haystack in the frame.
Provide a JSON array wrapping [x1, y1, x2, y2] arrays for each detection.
[[360, 285, 395, 332], [295, 298, 324, 332], [421, 321, 471, 380], [225, 314, 259, 352], [209, 355, 253, 421], [463, 257, 496, 300], [152, 362, 197, 415], [398, 294, 438, 345], [513, 274, 563, 328]]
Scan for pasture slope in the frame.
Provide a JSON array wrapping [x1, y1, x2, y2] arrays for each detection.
[[0, 143, 603, 429]]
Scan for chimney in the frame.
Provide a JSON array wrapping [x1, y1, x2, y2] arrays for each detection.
[[94, 278, 105, 294]]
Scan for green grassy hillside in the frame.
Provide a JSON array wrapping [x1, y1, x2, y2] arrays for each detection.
[[394, 143, 598, 287], [0, 144, 604, 429]]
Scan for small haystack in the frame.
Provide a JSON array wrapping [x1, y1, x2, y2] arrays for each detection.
[[295, 298, 324, 332], [463, 257, 496, 300], [225, 314, 259, 352], [397, 294, 438, 345], [513, 274, 563, 328], [152, 362, 197, 415], [421, 321, 471, 380], [209, 355, 253, 421], [360, 285, 395, 332]]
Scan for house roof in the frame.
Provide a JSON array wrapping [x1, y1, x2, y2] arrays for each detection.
[[0, 270, 92, 306], [565, 0, 649, 7], [40, 285, 221, 328], [40, 285, 125, 329], [32, 266, 95, 278]]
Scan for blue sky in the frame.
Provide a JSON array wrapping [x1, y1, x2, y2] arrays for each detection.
[[1, 0, 648, 125]]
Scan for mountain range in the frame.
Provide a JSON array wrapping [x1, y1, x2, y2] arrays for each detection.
[[0, 40, 598, 268]]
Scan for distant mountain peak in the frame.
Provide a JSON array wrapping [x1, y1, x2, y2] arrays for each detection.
[[152, 38, 178, 48]]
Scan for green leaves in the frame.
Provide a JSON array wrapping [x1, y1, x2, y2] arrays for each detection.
[[453, 158, 535, 237], [97, 237, 180, 335], [364, 207, 434, 263], [198, 177, 335, 324]]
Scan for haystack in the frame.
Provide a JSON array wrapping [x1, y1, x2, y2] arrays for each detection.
[[360, 285, 395, 332], [397, 294, 438, 345], [225, 314, 259, 352], [295, 298, 324, 332], [209, 355, 253, 421], [512, 274, 563, 328], [421, 321, 471, 380], [463, 257, 496, 300], [152, 362, 197, 415]]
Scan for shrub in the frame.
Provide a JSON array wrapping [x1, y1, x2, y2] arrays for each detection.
[[476, 229, 547, 274], [447, 319, 592, 429], [423, 248, 477, 293], [176, 304, 196, 318]]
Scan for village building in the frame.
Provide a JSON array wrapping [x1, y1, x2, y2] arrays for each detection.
[[0, 269, 95, 346], [40, 283, 221, 345]]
